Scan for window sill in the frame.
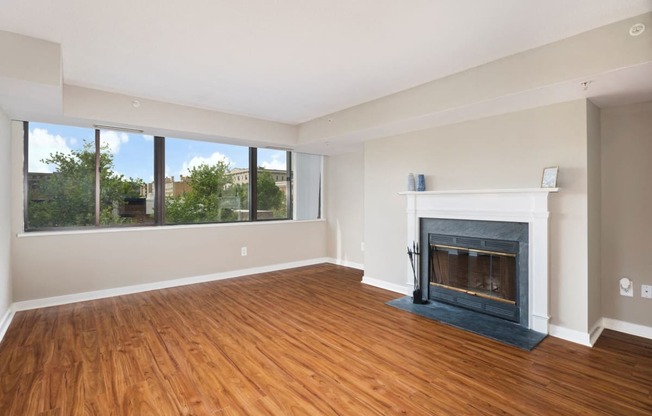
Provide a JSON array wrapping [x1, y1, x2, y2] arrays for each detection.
[[16, 218, 325, 238]]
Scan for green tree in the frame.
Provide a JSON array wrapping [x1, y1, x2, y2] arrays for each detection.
[[256, 169, 285, 217], [230, 182, 249, 211], [164, 165, 287, 223], [28, 142, 144, 228], [165, 161, 235, 224]]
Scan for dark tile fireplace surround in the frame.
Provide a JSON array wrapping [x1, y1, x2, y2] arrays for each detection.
[[419, 218, 529, 328]]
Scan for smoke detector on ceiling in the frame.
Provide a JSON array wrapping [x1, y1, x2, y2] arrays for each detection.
[[629, 23, 645, 36]]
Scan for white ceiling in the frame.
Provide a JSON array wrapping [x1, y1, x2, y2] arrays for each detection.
[[0, 0, 651, 124]]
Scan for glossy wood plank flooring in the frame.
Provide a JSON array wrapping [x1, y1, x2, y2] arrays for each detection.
[[1, 264, 651, 415]]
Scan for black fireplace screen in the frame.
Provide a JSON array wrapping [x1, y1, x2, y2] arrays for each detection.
[[430, 244, 516, 304]]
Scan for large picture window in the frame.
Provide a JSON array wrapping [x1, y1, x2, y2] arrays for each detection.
[[24, 121, 320, 231]]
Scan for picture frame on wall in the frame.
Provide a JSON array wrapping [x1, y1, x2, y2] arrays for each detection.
[[541, 166, 559, 188]]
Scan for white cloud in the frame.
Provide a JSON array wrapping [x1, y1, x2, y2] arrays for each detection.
[[179, 152, 231, 176], [100, 131, 129, 154], [260, 152, 287, 170], [142, 134, 154, 142], [28, 128, 72, 173]]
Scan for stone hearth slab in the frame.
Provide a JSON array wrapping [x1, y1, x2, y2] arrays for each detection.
[[387, 296, 546, 350]]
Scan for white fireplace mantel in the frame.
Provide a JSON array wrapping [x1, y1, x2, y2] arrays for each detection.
[[400, 188, 558, 334]]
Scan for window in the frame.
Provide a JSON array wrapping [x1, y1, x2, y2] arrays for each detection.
[[164, 138, 249, 224], [293, 152, 322, 220], [99, 129, 155, 226], [256, 149, 291, 220], [26, 123, 96, 229], [24, 121, 322, 231], [25, 123, 155, 230]]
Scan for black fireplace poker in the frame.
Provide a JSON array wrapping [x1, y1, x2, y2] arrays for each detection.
[[407, 242, 427, 304]]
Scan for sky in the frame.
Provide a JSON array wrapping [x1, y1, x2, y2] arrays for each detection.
[[28, 122, 288, 182]]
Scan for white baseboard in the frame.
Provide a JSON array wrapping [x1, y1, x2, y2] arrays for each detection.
[[530, 314, 550, 335], [13, 257, 331, 312], [326, 257, 364, 270], [548, 324, 593, 347], [603, 317, 652, 340], [361, 275, 411, 295], [549, 317, 652, 347], [0, 307, 15, 342], [588, 318, 605, 346], [5, 257, 652, 350]]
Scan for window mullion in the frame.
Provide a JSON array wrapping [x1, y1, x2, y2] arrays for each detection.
[[95, 129, 100, 227], [286, 151, 293, 220], [154, 136, 165, 224], [249, 147, 257, 221], [23, 121, 29, 229]]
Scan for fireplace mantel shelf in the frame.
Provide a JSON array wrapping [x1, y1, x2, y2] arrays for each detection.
[[398, 188, 559, 196]]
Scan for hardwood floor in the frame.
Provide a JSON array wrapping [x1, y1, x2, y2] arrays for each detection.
[[0, 263, 650, 415]]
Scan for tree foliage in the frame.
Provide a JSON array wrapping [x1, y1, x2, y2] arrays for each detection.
[[166, 165, 287, 223], [28, 144, 288, 228], [165, 161, 237, 224], [256, 169, 285, 216], [28, 142, 143, 228]]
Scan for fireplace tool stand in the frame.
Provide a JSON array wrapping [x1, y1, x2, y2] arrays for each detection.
[[408, 242, 427, 304]]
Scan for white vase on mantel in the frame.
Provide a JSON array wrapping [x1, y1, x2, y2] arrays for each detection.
[[407, 173, 416, 191]]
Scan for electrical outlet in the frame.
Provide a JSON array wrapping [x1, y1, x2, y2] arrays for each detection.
[[241, 247, 247, 256], [642, 284, 652, 299]]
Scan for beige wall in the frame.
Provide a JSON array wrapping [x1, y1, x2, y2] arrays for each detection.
[[63, 86, 298, 148], [10, 121, 327, 302], [601, 101, 652, 327], [0, 110, 12, 319], [587, 101, 602, 330], [299, 13, 652, 145], [363, 100, 591, 332], [324, 150, 364, 267]]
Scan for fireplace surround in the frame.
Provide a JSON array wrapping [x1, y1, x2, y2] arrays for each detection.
[[422, 219, 528, 326], [400, 188, 557, 334]]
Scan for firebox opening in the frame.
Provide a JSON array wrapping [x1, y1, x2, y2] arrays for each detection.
[[426, 232, 522, 323], [430, 244, 517, 305]]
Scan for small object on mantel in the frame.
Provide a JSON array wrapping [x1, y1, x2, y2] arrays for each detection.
[[407, 173, 416, 191], [541, 166, 559, 188], [417, 174, 426, 191]]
